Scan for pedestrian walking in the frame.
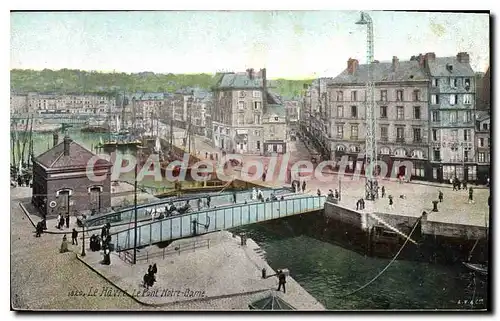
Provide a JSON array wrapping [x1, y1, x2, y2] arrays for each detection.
[[360, 198, 365, 210], [356, 199, 360, 210], [277, 270, 287, 294], [59, 215, 65, 230], [57, 214, 62, 229], [72, 228, 78, 245], [262, 172, 266, 182], [468, 187, 474, 203], [317, 189, 321, 196], [35, 221, 43, 237], [388, 195, 394, 209], [65, 214, 70, 228], [381, 186, 385, 198], [60, 235, 69, 253], [233, 192, 237, 204], [438, 190, 443, 203], [302, 181, 306, 193]]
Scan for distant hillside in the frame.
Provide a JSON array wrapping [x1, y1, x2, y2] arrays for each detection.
[[10, 69, 313, 100]]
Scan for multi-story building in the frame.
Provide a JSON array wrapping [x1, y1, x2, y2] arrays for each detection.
[[475, 110, 490, 183], [284, 99, 300, 139], [476, 67, 490, 111], [211, 68, 286, 154], [10, 93, 29, 114], [326, 56, 430, 178], [424, 52, 477, 182]]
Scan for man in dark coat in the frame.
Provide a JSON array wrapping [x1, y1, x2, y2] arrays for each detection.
[[468, 187, 474, 203], [381, 186, 386, 198], [59, 215, 65, 230], [302, 181, 306, 193], [277, 270, 286, 293], [65, 214, 70, 229], [72, 228, 78, 245], [233, 192, 237, 204], [438, 190, 443, 202]]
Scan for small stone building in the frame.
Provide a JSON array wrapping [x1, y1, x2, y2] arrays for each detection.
[[32, 134, 112, 218]]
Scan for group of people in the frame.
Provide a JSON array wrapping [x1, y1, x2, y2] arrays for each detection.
[[56, 213, 71, 230], [143, 263, 158, 289], [451, 177, 469, 191], [327, 189, 340, 199]]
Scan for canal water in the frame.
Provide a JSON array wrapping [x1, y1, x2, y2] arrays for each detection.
[[14, 128, 488, 310], [235, 221, 487, 310]]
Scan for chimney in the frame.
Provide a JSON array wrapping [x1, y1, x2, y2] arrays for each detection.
[[63, 135, 72, 156], [392, 56, 399, 72], [457, 52, 470, 64], [347, 58, 359, 75], [418, 54, 425, 67], [52, 132, 59, 147], [261, 68, 267, 112]]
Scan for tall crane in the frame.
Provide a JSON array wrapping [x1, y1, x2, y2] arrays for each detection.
[[356, 12, 378, 201]]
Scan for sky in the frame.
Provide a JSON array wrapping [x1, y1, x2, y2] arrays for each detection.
[[10, 11, 490, 79]]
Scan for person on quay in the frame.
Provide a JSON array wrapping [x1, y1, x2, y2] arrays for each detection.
[[277, 270, 287, 294], [388, 195, 394, 210], [233, 192, 237, 204], [381, 186, 386, 198], [60, 235, 69, 253], [207, 195, 211, 208], [317, 189, 321, 196], [71, 228, 78, 245], [302, 181, 306, 193], [438, 190, 443, 203], [65, 214, 70, 229], [59, 215, 65, 230], [57, 214, 62, 229], [468, 187, 474, 204]]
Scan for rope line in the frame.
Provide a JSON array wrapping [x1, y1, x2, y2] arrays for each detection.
[[335, 215, 423, 298]]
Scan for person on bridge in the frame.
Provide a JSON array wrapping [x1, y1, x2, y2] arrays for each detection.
[[207, 196, 211, 208], [328, 189, 334, 198], [233, 192, 237, 203], [252, 187, 257, 200], [317, 189, 321, 196]]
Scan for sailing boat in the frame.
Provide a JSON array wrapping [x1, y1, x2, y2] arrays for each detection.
[[462, 224, 488, 276]]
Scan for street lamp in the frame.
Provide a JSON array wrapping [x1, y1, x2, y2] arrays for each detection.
[[81, 223, 86, 257], [355, 11, 378, 201]]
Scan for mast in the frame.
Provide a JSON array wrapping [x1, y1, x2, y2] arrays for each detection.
[[20, 115, 31, 165], [27, 116, 34, 167]]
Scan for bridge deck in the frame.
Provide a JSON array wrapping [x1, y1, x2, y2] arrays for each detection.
[[85, 187, 291, 227], [113, 195, 326, 251]]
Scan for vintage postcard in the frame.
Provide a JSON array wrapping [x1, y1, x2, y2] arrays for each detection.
[[10, 10, 490, 311]]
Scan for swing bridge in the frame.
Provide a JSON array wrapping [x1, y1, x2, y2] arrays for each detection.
[[83, 188, 326, 252]]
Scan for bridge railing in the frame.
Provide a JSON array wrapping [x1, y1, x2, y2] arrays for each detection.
[[113, 195, 326, 251], [84, 187, 291, 227]]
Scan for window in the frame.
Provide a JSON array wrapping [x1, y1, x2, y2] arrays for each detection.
[[254, 114, 261, 124], [336, 91, 343, 101], [256, 141, 261, 150], [431, 94, 439, 105], [450, 111, 458, 123], [380, 106, 387, 118], [412, 163, 425, 177], [351, 91, 357, 102], [274, 116, 279, 121], [394, 149, 406, 157], [239, 91, 246, 98], [482, 123, 488, 131], [350, 125, 358, 139], [433, 149, 441, 161], [396, 127, 404, 141], [380, 90, 387, 102], [450, 78, 457, 88], [253, 91, 261, 98], [413, 128, 422, 142], [351, 106, 357, 118], [337, 106, 344, 118], [396, 106, 404, 120], [464, 111, 472, 123], [432, 111, 440, 122], [478, 152, 485, 163], [238, 101, 245, 110], [412, 150, 424, 159], [464, 150, 469, 162], [432, 78, 439, 87], [479, 138, 484, 147], [464, 129, 470, 141], [464, 78, 471, 90], [412, 90, 420, 102], [380, 126, 388, 141], [254, 102, 261, 109], [380, 147, 390, 155], [337, 145, 345, 152], [463, 94, 472, 105], [449, 94, 457, 105], [432, 129, 438, 141], [413, 106, 421, 120], [396, 90, 404, 102], [90, 187, 102, 212], [337, 126, 344, 138]]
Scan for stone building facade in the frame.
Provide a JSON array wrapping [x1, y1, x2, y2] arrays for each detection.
[[326, 57, 430, 177], [475, 111, 490, 183], [32, 135, 112, 218]]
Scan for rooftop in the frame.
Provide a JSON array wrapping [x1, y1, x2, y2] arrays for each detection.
[[330, 60, 428, 85], [215, 72, 265, 89], [35, 136, 111, 169], [427, 57, 475, 77]]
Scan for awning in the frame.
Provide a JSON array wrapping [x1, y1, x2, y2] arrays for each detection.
[[248, 292, 295, 310]]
